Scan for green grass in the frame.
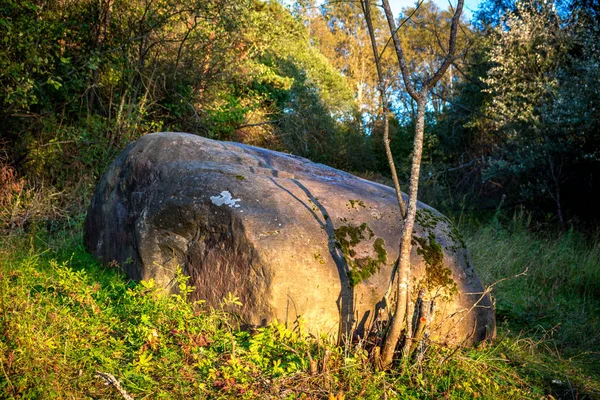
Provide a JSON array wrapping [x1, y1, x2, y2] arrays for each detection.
[[0, 215, 598, 399], [463, 213, 600, 398]]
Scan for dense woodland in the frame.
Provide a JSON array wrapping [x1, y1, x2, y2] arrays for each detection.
[[1, 0, 599, 398], [1, 0, 599, 229]]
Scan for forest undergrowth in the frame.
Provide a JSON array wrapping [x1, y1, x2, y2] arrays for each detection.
[[0, 211, 598, 399]]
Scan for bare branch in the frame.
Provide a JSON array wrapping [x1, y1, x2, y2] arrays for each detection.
[[378, 0, 426, 62], [436, 267, 529, 366], [381, 0, 419, 100], [424, 0, 464, 90], [96, 371, 134, 400], [237, 120, 280, 129], [361, 0, 407, 218]]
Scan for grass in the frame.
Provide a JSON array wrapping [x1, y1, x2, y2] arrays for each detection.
[[0, 214, 599, 399], [463, 213, 600, 397], [471, 223, 600, 348]]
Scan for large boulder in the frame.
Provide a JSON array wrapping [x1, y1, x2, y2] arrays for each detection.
[[85, 132, 494, 345]]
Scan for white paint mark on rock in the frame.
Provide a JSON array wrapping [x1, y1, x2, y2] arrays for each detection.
[[210, 191, 241, 208]]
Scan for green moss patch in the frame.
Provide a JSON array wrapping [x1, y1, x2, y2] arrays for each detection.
[[415, 208, 440, 230], [334, 223, 387, 287], [346, 199, 366, 210], [416, 208, 466, 253], [412, 232, 458, 295]]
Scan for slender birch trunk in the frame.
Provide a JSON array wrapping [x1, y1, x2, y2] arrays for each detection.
[[375, 0, 463, 369], [380, 96, 426, 367]]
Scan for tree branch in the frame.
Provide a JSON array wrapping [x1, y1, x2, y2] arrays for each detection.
[[424, 0, 464, 90], [378, 0, 426, 63], [381, 0, 419, 100], [361, 0, 407, 218]]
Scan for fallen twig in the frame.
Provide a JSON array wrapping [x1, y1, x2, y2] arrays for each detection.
[[96, 371, 134, 400]]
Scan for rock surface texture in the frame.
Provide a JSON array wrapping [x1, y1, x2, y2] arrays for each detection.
[[85, 132, 495, 345]]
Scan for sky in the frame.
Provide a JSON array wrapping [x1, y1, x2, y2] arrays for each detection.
[[385, 0, 481, 20]]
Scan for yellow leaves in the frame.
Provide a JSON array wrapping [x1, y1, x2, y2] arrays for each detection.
[[134, 351, 154, 372], [146, 328, 159, 351], [140, 278, 155, 290], [328, 391, 345, 400], [221, 292, 243, 307], [44, 338, 57, 350], [271, 358, 284, 375]]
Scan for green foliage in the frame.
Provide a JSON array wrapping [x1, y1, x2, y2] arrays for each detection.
[[242, 320, 311, 376], [428, 0, 600, 225], [1, 218, 599, 398], [0, 230, 312, 398], [465, 212, 600, 359], [0, 0, 378, 232]]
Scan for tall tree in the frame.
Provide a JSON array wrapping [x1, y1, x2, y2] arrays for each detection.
[[469, 0, 569, 224], [371, 0, 464, 368]]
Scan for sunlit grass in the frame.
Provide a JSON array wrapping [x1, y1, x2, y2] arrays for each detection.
[[0, 215, 598, 398]]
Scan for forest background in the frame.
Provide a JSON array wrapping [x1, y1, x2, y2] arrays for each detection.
[[1, 0, 599, 229], [0, 0, 599, 398]]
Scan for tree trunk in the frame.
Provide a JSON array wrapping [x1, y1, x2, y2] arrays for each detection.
[[370, 0, 463, 369], [380, 95, 427, 368]]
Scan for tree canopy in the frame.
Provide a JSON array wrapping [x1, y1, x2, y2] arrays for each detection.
[[1, 0, 599, 227]]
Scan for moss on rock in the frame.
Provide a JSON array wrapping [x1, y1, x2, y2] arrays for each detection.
[[412, 232, 458, 295], [347, 199, 366, 210], [334, 223, 387, 287]]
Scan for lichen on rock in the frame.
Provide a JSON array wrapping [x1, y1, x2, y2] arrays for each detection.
[[412, 232, 458, 296], [334, 223, 387, 287], [210, 191, 241, 208]]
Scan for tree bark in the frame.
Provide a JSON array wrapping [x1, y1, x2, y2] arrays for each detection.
[[380, 95, 426, 368], [378, 0, 463, 369]]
